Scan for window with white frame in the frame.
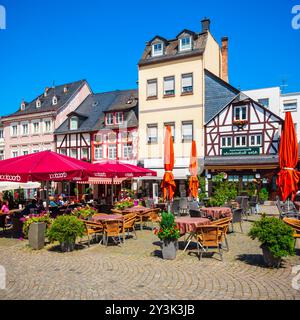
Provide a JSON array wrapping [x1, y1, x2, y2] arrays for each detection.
[[228, 175, 239, 182], [0, 150, 4, 160], [234, 105, 247, 121], [123, 145, 133, 159], [36, 99, 41, 108], [81, 148, 88, 159], [106, 113, 114, 125], [283, 100, 297, 112], [115, 112, 123, 124], [33, 122, 40, 134], [152, 42, 163, 57], [0, 129, 3, 139], [182, 121, 193, 142], [52, 96, 58, 106], [32, 149, 40, 154], [164, 76, 175, 96], [22, 123, 29, 135], [147, 79, 158, 98], [164, 122, 175, 142], [94, 134, 102, 143], [70, 149, 77, 158], [235, 135, 247, 147], [181, 73, 193, 93], [70, 117, 78, 130], [22, 150, 29, 156], [221, 136, 233, 148], [44, 120, 51, 133], [108, 145, 117, 159], [147, 124, 158, 144], [59, 148, 67, 156], [179, 37, 192, 51], [11, 125, 18, 137], [12, 151, 18, 158], [94, 146, 103, 160], [250, 134, 262, 146]]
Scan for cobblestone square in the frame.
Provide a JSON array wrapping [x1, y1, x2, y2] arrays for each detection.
[[0, 213, 300, 300]]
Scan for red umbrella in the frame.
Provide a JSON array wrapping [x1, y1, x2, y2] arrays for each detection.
[[92, 160, 157, 178], [0, 151, 97, 183], [92, 160, 157, 204], [161, 126, 176, 202], [189, 141, 199, 199], [277, 112, 300, 201]]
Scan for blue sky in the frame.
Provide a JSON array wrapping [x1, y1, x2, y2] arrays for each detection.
[[0, 0, 299, 115]]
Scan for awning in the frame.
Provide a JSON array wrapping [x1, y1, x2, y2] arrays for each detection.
[[77, 177, 127, 185]]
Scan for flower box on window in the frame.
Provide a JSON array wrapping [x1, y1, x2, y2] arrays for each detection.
[[233, 119, 248, 127]]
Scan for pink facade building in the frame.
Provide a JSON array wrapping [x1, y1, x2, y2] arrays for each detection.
[[2, 80, 91, 159]]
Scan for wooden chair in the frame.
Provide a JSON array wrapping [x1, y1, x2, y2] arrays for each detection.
[[81, 220, 103, 246], [196, 225, 225, 261], [283, 217, 300, 247], [102, 220, 124, 246], [213, 217, 232, 251], [148, 208, 161, 229], [123, 213, 137, 240], [111, 209, 123, 215]]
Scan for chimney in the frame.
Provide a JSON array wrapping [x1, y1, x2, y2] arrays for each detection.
[[221, 37, 229, 82], [201, 18, 210, 32]]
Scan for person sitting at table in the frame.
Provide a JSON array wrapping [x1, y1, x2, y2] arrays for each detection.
[[49, 196, 59, 207], [21, 199, 38, 216], [57, 196, 65, 206], [1, 201, 10, 214]]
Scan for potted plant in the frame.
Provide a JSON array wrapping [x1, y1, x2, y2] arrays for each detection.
[[72, 205, 98, 220], [47, 215, 85, 252], [154, 212, 180, 260], [21, 213, 52, 250], [259, 188, 269, 204], [249, 216, 295, 268]]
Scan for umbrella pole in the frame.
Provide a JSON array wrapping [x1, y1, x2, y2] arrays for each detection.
[[111, 177, 114, 205], [46, 181, 50, 212]]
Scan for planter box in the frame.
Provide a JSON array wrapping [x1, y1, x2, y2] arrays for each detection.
[[60, 242, 75, 252], [161, 241, 178, 260], [261, 245, 282, 268], [28, 222, 46, 250]]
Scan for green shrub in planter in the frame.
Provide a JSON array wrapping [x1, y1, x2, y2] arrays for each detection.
[[249, 216, 295, 267], [47, 215, 85, 252], [259, 188, 269, 203]]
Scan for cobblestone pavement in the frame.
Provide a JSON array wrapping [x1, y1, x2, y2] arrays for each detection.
[[0, 213, 300, 300]]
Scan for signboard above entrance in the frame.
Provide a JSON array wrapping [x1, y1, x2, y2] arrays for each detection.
[[222, 147, 260, 156]]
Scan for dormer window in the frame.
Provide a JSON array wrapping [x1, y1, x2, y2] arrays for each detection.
[[115, 112, 123, 125], [180, 37, 192, 51], [70, 116, 78, 130], [106, 113, 114, 125], [234, 105, 248, 121], [20, 100, 26, 111], [152, 42, 163, 57], [36, 99, 41, 108], [52, 96, 58, 106]]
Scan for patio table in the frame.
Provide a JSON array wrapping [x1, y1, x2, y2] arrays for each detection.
[[92, 214, 124, 222], [121, 205, 149, 214], [200, 207, 232, 219], [176, 217, 211, 252]]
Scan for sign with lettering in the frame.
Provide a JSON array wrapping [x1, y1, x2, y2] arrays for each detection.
[[222, 147, 260, 156]]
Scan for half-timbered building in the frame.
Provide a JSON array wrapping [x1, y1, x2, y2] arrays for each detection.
[[204, 70, 283, 198]]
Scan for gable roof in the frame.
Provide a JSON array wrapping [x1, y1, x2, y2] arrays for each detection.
[[54, 89, 138, 135], [4, 80, 88, 118], [176, 29, 196, 38], [138, 31, 208, 66], [204, 69, 240, 123]]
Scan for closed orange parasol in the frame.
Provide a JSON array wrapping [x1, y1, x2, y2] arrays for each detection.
[[189, 140, 199, 199], [277, 112, 300, 201], [161, 126, 176, 201]]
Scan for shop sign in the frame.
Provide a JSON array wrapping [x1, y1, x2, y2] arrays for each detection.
[[222, 147, 260, 156]]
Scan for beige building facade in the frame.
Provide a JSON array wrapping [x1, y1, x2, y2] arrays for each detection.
[[138, 19, 228, 195]]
